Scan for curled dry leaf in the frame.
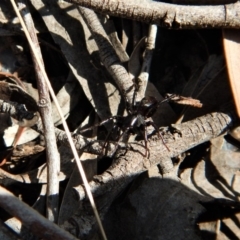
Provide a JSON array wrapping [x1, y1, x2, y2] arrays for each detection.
[[167, 93, 203, 108]]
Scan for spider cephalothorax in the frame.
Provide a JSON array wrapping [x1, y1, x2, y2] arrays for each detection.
[[115, 94, 179, 156]]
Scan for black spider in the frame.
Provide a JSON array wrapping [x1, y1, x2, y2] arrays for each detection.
[[80, 93, 178, 157]]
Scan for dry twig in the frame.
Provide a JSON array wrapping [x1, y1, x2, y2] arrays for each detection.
[[136, 24, 158, 101], [65, 0, 240, 28], [16, 0, 60, 222], [10, 0, 107, 238]]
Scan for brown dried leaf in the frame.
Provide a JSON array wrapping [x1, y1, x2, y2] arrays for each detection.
[[167, 94, 203, 108]]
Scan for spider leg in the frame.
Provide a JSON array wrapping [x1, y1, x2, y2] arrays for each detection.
[[79, 115, 121, 133], [109, 127, 131, 157], [125, 79, 139, 115], [157, 93, 177, 106], [79, 115, 124, 156], [146, 121, 170, 152], [102, 124, 121, 156], [101, 130, 113, 156], [142, 124, 150, 158], [110, 116, 151, 158], [109, 115, 142, 157]]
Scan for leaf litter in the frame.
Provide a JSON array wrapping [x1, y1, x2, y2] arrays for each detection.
[[0, 1, 239, 240]]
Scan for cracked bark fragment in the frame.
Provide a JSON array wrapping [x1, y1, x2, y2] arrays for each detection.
[[62, 111, 235, 239], [65, 0, 240, 28]]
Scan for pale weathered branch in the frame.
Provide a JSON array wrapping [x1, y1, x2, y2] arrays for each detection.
[[65, 0, 240, 28], [4, 111, 234, 188], [17, 0, 60, 222], [78, 7, 135, 105]]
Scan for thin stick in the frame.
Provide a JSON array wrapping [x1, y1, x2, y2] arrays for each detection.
[[137, 24, 158, 101], [10, 0, 107, 239], [16, 0, 60, 222]]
